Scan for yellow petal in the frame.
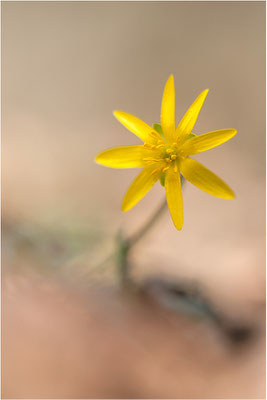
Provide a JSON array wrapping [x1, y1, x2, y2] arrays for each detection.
[[95, 145, 148, 168], [176, 89, 209, 143], [122, 163, 163, 211], [165, 166, 183, 230], [180, 158, 235, 199], [180, 129, 237, 156], [113, 111, 157, 143], [161, 75, 175, 142]]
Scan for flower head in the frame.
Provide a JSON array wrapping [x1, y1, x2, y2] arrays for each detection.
[[95, 75, 237, 230]]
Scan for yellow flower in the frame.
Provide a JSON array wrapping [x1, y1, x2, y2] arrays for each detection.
[[95, 75, 237, 230]]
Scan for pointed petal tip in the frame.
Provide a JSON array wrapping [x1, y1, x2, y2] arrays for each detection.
[[164, 75, 175, 90], [113, 110, 121, 122], [227, 190, 236, 199], [94, 155, 109, 168], [223, 185, 236, 199], [94, 152, 109, 165], [121, 201, 130, 212], [174, 222, 183, 231], [164, 74, 175, 89], [113, 110, 120, 118], [121, 192, 135, 212], [216, 186, 236, 200], [226, 128, 237, 140], [197, 88, 209, 100], [225, 128, 237, 135], [113, 110, 126, 119], [121, 200, 126, 211], [94, 154, 102, 164]]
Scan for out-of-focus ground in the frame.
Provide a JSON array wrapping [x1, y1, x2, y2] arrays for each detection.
[[2, 2, 265, 399], [2, 272, 265, 399]]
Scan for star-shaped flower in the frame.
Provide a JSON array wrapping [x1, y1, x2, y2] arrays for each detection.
[[95, 75, 237, 230]]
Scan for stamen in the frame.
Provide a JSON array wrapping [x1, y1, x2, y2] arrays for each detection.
[[151, 167, 162, 175], [174, 163, 178, 173], [166, 148, 173, 154], [149, 131, 160, 140], [143, 143, 153, 149], [170, 154, 177, 160], [143, 157, 162, 162], [162, 166, 169, 173]]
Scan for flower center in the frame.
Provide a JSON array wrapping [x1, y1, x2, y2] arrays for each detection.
[[142, 139, 186, 175], [162, 145, 178, 162], [158, 145, 182, 172], [142, 128, 189, 175]]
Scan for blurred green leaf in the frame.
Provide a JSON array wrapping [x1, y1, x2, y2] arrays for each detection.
[[188, 132, 197, 139], [160, 173, 166, 187], [153, 123, 164, 139]]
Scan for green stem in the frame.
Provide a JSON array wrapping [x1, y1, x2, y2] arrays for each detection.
[[119, 176, 185, 285], [128, 199, 168, 248], [128, 175, 185, 249], [117, 198, 168, 286], [95, 177, 185, 286]]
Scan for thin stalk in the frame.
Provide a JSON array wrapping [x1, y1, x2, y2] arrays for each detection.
[[128, 176, 185, 249], [117, 198, 168, 286], [119, 177, 185, 284], [94, 177, 185, 285], [128, 199, 168, 248]]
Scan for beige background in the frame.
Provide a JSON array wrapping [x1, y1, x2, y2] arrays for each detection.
[[2, 1, 266, 398], [3, 0, 265, 301]]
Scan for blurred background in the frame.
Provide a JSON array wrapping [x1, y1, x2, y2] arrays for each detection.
[[2, 1, 265, 398]]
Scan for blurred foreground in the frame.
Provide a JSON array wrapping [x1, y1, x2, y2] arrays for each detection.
[[2, 220, 265, 399], [3, 270, 265, 399]]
